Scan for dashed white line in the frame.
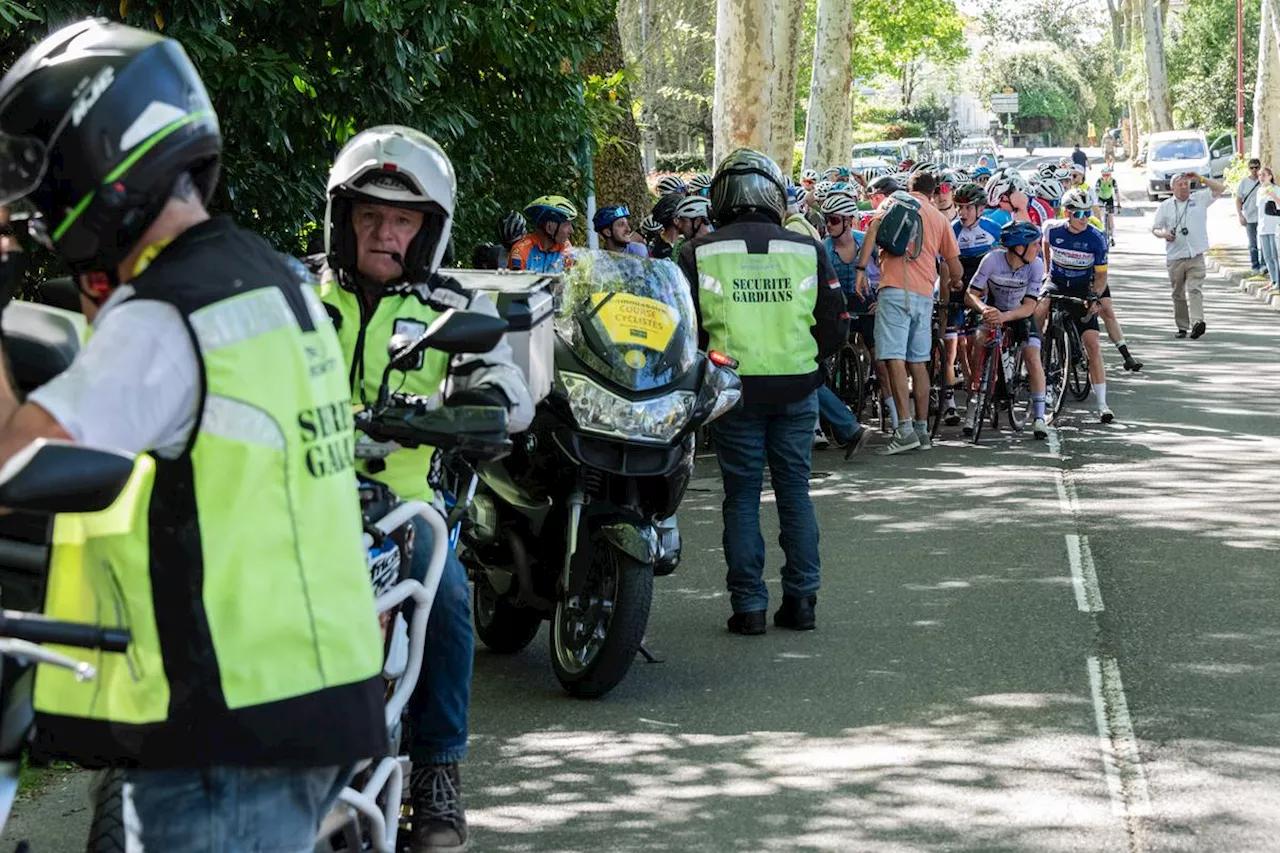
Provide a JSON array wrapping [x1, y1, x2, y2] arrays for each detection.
[[1065, 533, 1105, 612], [1088, 656, 1154, 819]]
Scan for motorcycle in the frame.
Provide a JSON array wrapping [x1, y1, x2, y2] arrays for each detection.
[[455, 251, 742, 698]]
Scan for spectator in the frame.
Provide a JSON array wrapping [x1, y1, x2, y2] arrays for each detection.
[[856, 171, 963, 454], [1257, 167, 1280, 295], [1072, 144, 1089, 176], [1151, 173, 1225, 339], [1236, 158, 1264, 274]]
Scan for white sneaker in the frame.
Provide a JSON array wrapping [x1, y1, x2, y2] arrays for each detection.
[[1032, 417, 1048, 439], [813, 428, 829, 449], [1099, 406, 1114, 424]]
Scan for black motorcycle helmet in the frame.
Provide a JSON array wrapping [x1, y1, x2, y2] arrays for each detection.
[[709, 148, 786, 226], [0, 19, 221, 277]]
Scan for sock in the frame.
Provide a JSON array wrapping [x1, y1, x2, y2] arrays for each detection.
[[887, 398, 900, 429], [1093, 383, 1107, 409], [913, 419, 928, 435], [1114, 338, 1127, 350], [1032, 392, 1046, 419]]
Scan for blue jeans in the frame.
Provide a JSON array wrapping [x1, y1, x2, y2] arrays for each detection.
[[1246, 221, 1261, 270], [816, 382, 860, 444], [1261, 233, 1280, 287], [125, 765, 349, 852], [710, 392, 821, 614], [405, 512, 473, 765]]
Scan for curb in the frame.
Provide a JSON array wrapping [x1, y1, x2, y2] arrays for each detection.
[[1205, 251, 1280, 314]]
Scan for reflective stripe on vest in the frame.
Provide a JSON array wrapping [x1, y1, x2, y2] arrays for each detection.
[[694, 239, 820, 377]]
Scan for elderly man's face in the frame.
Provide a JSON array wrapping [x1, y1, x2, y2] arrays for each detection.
[[353, 202, 423, 283], [1171, 175, 1192, 200]]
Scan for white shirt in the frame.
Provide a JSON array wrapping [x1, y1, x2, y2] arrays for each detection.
[[29, 285, 200, 459], [1237, 176, 1262, 223], [1257, 185, 1280, 237], [1153, 189, 1217, 260]]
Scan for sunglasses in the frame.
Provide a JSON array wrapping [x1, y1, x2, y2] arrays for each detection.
[[1070, 210, 1091, 219], [825, 215, 847, 226]]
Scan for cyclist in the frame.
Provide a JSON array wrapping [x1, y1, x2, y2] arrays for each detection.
[[0, 19, 385, 848], [671, 194, 714, 256], [648, 192, 684, 259], [1038, 188, 1115, 423], [655, 175, 687, 196], [1095, 167, 1120, 246], [689, 173, 713, 197], [785, 184, 821, 239], [984, 170, 1034, 227], [825, 165, 853, 184], [1028, 175, 1065, 226], [964, 221, 1049, 439], [509, 195, 577, 272], [319, 126, 534, 852], [594, 203, 649, 256], [950, 182, 1002, 423], [863, 175, 902, 229], [801, 168, 821, 194], [638, 213, 662, 242]]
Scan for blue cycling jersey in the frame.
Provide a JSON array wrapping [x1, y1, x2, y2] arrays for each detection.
[[953, 217, 1001, 258], [825, 233, 879, 312], [982, 209, 1013, 229], [1043, 219, 1108, 285]]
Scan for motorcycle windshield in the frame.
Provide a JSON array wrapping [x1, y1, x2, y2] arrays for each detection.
[[556, 250, 698, 392]]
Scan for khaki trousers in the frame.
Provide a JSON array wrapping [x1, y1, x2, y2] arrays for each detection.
[[1167, 254, 1206, 331]]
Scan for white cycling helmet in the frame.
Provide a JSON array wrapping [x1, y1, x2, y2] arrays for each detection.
[[655, 175, 688, 196], [674, 195, 712, 221], [325, 125, 455, 280], [813, 180, 836, 201], [985, 171, 1032, 209], [801, 169, 820, 184], [820, 191, 860, 218], [1061, 187, 1093, 213], [1030, 176, 1065, 202]]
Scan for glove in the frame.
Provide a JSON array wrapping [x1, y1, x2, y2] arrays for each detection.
[[446, 386, 509, 409]]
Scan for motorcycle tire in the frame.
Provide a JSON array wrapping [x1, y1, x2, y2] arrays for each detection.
[[551, 545, 653, 699], [85, 769, 134, 853], [473, 574, 542, 654]]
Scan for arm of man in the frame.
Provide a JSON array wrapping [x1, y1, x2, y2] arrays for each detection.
[[0, 299, 199, 471], [1151, 200, 1174, 240], [855, 218, 880, 298], [811, 245, 848, 360], [1202, 176, 1226, 200]]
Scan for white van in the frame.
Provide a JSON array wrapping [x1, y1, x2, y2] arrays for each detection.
[[1145, 129, 1235, 200]]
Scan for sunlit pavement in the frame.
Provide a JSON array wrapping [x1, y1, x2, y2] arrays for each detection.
[[464, 205, 1280, 851]]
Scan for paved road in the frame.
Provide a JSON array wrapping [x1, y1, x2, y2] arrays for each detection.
[[5, 201, 1277, 852]]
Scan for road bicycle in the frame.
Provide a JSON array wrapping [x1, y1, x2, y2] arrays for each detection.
[[928, 300, 974, 438], [1040, 293, 1097, 421], [826, 312, 888, 436], [967, 320, 1032, 445]]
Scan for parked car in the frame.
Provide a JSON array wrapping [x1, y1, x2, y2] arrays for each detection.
[[1144, 129, 1235, 200]]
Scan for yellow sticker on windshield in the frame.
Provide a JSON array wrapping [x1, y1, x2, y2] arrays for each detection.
[[590, 292, 678, 352]]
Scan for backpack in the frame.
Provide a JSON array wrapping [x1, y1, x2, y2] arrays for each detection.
[[875, 191, 924, 260]]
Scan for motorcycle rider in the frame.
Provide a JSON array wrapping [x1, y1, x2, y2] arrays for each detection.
[[677, 149, 847, 635], [316, 125, 534, 851], [0, 19, 386, 850]]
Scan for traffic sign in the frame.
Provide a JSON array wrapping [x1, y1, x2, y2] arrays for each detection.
[[991, 92, 1019, 113]]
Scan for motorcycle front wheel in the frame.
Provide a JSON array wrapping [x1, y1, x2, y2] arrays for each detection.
[[551, 544, 653, 699]]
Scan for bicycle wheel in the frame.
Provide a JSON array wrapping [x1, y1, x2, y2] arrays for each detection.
[[1066, 323, 1091, 401], [1042, 321, 1069, 420], [970, 343, 997, 445], [1005, 345, 1030, 432], [929, 334, 947, 437], [838, 344, 868, 416]]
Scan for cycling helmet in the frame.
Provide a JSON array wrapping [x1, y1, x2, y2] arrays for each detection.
[[675, 195, 712, 221], [1068, 162, 1086, 178], [688, 173, 712, 196], [820, 192, 860, 218], [867, 175, 902, 197], [824, 165, 852, 182], [710, 148, 787, 224], [899, 158, 917, 172], [1030, 176, 1065, 202], [1061, 187, 1093, 213], [785, 184, 801, 207], [327, 125, 456, 280], [497, 210, 526, 247], [592, 203, 631, 233], [952, 182, 986, 206], [801, 168, 820, 184], [972, 164, 993, 180], [0, 19, 222, 276], [860, 165, 892, 182], [985, 171, 1032, 209], [524, 194, 579, 227], [1000, 220, 1041, 248], [655, 175, 687, 196], [638, 214, 661, 238], [1036, 163, 1058, 180], [949, 168, 973, 185], [651, 192, 683, 227], [1100, 167, 1114, 177], [813, 180, 836, 201]]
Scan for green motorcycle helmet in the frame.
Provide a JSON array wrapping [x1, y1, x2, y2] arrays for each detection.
[[709, 148, 787, 227]]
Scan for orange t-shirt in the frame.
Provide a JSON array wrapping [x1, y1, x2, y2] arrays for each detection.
[[875, 191, 960, 296]]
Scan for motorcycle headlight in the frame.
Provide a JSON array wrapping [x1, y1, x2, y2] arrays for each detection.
[[561, 372, 696, 443]]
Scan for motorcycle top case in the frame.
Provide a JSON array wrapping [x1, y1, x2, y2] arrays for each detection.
[[446, 269, 555, 405]]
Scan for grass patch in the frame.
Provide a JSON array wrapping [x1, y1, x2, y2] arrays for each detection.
[[16, 755, 76, 797]]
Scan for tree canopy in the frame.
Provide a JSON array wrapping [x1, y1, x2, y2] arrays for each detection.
[[978, 41, 1099, 136], [1166, 0, 1261, 133]]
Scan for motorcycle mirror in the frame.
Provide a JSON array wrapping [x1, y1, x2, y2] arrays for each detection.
[[377, 310, 511, 404], [0, 439, 134, 514]]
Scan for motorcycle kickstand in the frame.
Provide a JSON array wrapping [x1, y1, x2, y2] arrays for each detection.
[[637, 642, 664, 664]]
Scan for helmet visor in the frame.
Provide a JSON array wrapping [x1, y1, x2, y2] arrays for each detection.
[[0, 132, 49, 206]]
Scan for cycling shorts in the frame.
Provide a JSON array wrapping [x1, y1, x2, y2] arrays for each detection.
[[1044, 280, 1101, 334], [1101, 197, 1116, 212]]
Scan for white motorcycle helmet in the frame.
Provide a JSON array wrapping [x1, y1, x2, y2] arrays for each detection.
[[325, 125, 456, 281]]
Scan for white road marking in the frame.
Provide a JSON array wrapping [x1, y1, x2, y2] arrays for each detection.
[[1088, 656, 1154, 819], [1065, 533, 1105, 612]]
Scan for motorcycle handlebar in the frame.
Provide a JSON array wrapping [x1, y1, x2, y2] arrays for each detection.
[[355, 397, 512, 461], [0, 611, 130, 653]]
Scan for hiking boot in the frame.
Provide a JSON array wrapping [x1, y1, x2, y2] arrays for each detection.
[[411, 763, 468, 852], [773, 595, 816, 631], [727, 611, 767, 636]]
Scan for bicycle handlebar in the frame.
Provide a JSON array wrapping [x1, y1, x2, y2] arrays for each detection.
[[0, 611, 130, 653]]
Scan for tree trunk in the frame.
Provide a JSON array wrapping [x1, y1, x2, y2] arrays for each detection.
[[584, 11, 652, 220], [1253, 0, 1280, 163], [713, 0, 774, 164], [1142, 0, 1173, 131], [768, 0, 806, 175], [801, 0, 854, 172]]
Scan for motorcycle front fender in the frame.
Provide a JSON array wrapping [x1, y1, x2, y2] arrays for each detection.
[[597, 521, 658, 565]]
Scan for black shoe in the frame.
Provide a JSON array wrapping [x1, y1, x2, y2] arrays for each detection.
[[1175, 329, 1188, 339], [844, 427, 872, 460], [1123, 355, 1143, 371], [727, 610, 767, 635], [773, 595, 816, 631], [410, 763, 468, 852], [1190, 321, 1206, 339]]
